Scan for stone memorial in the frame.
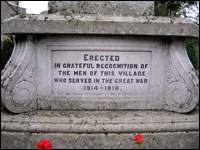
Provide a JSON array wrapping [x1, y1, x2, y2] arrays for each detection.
[[1, 1, 199, 149]]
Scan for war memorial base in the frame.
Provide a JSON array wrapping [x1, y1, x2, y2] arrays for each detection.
[[1, 1, 199, 149], [1, 14, 199, 149]]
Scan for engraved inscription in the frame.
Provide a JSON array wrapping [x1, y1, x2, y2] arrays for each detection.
[[52, 51, 151, 95]]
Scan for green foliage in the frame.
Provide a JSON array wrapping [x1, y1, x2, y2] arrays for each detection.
[[1, 36, 14, 71], [155, 1, 198, 17], [155, 1, 168, 16], [186, 39, 199, 70]]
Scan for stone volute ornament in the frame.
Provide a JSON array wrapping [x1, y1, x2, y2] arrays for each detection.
[[1, 1, 199, 113]]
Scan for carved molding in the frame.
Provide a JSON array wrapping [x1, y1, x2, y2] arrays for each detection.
[[164, 38, 199, 113], [1, 36, 37, 113]]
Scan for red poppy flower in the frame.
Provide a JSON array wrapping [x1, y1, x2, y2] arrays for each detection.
[[37, 140, 52, 149], [134, 134, 143, 143]]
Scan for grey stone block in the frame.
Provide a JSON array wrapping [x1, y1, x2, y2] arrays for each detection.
[[1, 132, 199, 149], [48, 1, 155, 16], [1, 107, 199, 149], [1, 14, 199, 37]]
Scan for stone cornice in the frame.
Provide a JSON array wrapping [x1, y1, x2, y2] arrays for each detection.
[[1, 14, 199, 38]]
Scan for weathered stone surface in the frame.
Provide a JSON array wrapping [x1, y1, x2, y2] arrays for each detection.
[[1, 107, 199, 149], [48, 1, 155, 16], [1, 1, 199, 149], [1, 14, 199, 37], [2, 106, 199, 133], [1, 1, 199, 114], [1, 35, 199, 113], [2, 132, 199, 149]]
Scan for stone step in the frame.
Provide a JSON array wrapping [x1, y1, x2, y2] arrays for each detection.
[[1, 107, 199, 149]]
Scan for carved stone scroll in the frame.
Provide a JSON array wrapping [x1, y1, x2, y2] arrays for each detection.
[[1, 35, 37, 113], [164, 38, 199, 113]]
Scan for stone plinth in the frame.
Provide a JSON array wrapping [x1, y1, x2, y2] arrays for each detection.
[[1, 13, 199, 114], [1, 107, 199, 149]]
